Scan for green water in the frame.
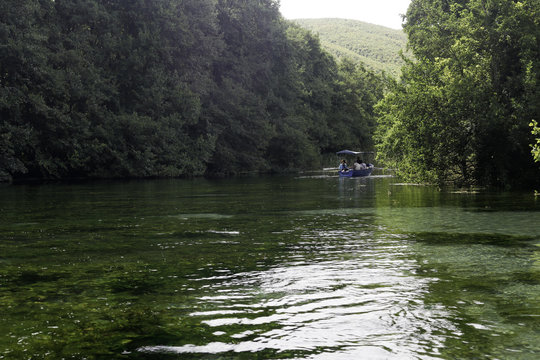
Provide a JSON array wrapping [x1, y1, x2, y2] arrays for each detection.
[[1, 175, 539, 359]]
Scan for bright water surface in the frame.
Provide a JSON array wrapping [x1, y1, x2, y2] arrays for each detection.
[[0, 175, 539, 359]]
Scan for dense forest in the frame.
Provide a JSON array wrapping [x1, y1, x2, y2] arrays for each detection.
[[2, 0, 539, 188], [293, 18, 408, 77], [0, 0, 384, 182], [375, 0, 540, 187]]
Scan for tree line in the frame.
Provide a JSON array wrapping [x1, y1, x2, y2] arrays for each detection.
[[2, 0, 539, 188], [375, 0, 540, 187], [1, 0, 384, 182]]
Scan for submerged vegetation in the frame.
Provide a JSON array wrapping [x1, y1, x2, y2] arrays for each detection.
[[1, 178, 540, 358]]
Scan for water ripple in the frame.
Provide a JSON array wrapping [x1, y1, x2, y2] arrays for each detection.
[[140, 232, 457, 358]]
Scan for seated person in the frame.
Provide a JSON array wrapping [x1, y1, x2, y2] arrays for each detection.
[[359, 160, 367, 170], [354, 158, 367, 170], [338, 159, 349, 172]]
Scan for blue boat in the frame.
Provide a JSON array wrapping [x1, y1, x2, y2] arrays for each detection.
[[338, 167, 374, 177], [336, 150, 374, 177]]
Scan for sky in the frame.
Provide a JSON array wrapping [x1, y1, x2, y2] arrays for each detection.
[[278, 0, 412, 30]]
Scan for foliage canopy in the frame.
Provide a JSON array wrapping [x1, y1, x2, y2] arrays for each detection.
[[375, 0, 540, 187], [0, 0, 384, 182]]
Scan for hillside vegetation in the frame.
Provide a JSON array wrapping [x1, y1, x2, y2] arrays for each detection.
[[0, 0, 384, 182], [293, 18, 408, 77]]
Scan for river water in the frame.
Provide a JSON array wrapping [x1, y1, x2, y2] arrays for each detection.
[[0, 175, 539, 359]]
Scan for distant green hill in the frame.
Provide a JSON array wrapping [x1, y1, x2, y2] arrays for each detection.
[[293, 19, 408, 77]]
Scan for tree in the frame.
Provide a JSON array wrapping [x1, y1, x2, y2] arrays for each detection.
[[376, 0, 540, 187], [328, 59, 384, 153], [1, 0, 386, 181], [532, 120, 540, 163]]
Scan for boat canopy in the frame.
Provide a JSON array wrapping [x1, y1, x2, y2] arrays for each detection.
[[336, 150, 373, 155]]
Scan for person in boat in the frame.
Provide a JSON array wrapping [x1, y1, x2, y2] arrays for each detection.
[[338, 159, 349, 172], [353, 158, 367, 170]]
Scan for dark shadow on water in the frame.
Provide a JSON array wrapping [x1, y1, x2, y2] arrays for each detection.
[[412, 231, 538, 248]]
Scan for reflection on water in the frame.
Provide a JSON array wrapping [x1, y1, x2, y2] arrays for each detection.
[[141, 231, 455, 359], [0, 176, 539, 359]]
